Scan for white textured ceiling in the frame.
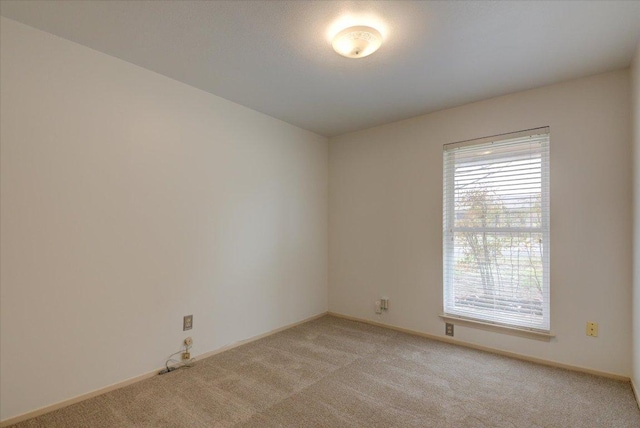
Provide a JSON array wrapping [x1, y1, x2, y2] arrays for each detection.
[[2, 1, 640, 137]]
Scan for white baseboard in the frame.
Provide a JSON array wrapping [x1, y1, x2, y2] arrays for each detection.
[[328, 311, 630, 382], [193, 311, 327, 361], [632, 379, 640, 410], [0, 368, 160, 428], [0, 311, 328, 427]]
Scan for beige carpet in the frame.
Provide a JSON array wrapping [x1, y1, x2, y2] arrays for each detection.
[[9, 315, 640, 427]]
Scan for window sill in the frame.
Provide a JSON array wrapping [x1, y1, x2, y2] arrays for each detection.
[[439, 313, 555, 341]]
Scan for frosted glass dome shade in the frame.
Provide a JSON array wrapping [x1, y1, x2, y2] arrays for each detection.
[[332, 26, 382, 59]]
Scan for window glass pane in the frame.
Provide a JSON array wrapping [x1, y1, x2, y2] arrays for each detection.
[[451, 231, 545, 327]]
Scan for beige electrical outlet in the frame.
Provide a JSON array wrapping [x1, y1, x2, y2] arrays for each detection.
[[586, 321, 598, 337], [183, 315, 193, 331]]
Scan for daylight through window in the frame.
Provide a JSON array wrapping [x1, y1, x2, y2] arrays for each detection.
[[443, 128, 550, 332]]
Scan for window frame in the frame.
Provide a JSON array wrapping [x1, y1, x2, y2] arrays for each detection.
[[442, 127, 551, 334]]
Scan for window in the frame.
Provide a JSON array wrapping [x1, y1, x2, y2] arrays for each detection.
[[443, 128, 550, 332]]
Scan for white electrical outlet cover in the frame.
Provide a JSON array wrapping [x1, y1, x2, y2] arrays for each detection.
[[184, 337, 193, 346]]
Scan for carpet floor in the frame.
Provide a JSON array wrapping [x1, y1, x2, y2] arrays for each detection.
[[9, 315, 640, 427]]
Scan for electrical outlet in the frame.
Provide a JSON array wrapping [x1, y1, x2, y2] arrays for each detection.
[[183, 315, 193, 331], [184, 336, 193, 346], [446, 323, 454, 336], [182, 352, 191, 360], [586, 321, 598, 337], [375, 298, 389, 314]]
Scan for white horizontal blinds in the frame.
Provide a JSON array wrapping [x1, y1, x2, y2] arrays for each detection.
[[443, 128, 550, 332]]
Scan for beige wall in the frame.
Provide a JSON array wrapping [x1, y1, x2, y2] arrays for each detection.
[[632, 40, 640, 391], [0, 17, 328, 421], [329, 69, 632, 376]]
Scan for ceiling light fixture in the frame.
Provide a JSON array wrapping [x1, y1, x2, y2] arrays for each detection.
[[332, 25, 382, 59]]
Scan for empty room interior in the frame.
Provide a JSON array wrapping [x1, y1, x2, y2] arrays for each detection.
[[2, 1, 640, 426]]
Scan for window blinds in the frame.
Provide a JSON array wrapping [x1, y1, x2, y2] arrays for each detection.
[[443, 128, 550, 332]]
